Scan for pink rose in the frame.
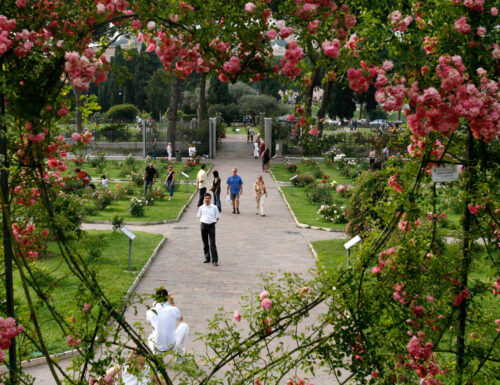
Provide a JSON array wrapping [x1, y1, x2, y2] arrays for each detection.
[[82, 303, 91, 313], [261, 298, 272, 310], [233, 311, 241, 322], [245, 2, 256, 13], [491, 7, 498, 16], [259, 290, 269, 300]]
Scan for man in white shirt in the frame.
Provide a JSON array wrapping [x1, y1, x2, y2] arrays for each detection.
[[146, 288, 189, 362], [197, 193, 220, 266], [196, 164, 208, 207], [188, 144, 196, 159]]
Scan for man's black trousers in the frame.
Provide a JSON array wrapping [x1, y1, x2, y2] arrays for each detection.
[[201, 222, 218, 263], [197, 187, 207, 206]]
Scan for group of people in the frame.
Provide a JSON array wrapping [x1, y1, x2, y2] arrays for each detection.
[[152, 141, 196, 161], [143, 162, 176, 200], [253, 134, 271, 172], [195, 165, 268, 267]]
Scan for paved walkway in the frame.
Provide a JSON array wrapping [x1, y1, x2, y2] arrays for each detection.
[[26, 135, 346, 384]]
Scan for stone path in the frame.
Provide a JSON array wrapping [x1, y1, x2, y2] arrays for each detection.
[[25, 135, 346, 384]]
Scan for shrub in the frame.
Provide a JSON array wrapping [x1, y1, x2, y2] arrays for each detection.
[[130, 171, 144, 187], [94, 189, 114, 211], [306, 184, 334, 205], [238, 94, 288, 117], [87, 151, 106, 171], [29, 264, 58, 288], [112, 213, 124, 230], [317, 203, 347, 224], [143, 192, 155, 206], [102, 104, 139, 122], [124, 153, 136, 169], [285, 163, 298, 173], [128, 196, 145, 217], [292, 174, 315, 186], [311, 166, 324, 179]]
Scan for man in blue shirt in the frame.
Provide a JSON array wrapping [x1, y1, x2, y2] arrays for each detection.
[[226, 168, 243, 214]]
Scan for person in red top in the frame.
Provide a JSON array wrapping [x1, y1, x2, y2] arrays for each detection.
[[259, 139, 265, 158], [75, 168, 95, 190]]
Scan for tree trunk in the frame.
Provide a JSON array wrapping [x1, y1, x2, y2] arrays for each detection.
[[455, 128, 475, 384], [304, 67, 320, 118], [0, 91, 17, 382], [166, 74, 184, 153], [358, 102, 364, 120], [317, 81, 333, 137], [198, 72, 208, 124], [73, 88, 83, 133]]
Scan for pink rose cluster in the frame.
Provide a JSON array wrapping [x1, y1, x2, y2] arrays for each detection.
[[347, 62, 377, 93], [286, 379, 312, 385], [260, 290, 272, 309], [0, 16, 17, 59], [406, 332, 441, 383], [453, 16, 471, 34], [95, 0, 131, 14], [0, 317, 24, 359], [276, 20, 293, 39], [371, 247, 396, 274], [64, 50, 107, 91], [280, 41, 303, 80], [66, 335, 81, 347], [375, 55, 500, 142], [463, 0, 484, 11], [390, 11, 413, 32], [244, 2, 256, 13], [388, 175, 405, 193], [12, 222, 44, 260], [321, 39, 341, 59], [71, 131, 93, 144]]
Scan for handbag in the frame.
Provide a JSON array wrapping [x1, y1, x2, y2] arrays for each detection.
[[225, 194, 231, 204]]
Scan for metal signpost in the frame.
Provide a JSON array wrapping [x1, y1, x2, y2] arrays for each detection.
[[290, 175, 298, 195], [119, 226, 136, 271], [181, 171, 190, 192], [343, 235, 361, 267]]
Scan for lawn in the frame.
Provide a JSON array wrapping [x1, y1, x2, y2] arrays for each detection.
[[281, 187, 347, 230], [272, 162, 353, 185], [65, 160, 211, 181], [86, 184, 195, 222], [311, 239, 355, 272], [224, 126, 261, 135], [14, 230, 164, 356]]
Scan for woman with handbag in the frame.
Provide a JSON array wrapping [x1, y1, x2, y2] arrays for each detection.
[[210, 170, 222, 212]]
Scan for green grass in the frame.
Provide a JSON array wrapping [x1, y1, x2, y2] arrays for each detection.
[[65, 160, 210, 181], [224, 126, 261, 135], [14, 230, 164, 356], [311, 239, 356, 272], [281, 187, 347, 229], [86, 185, 194, 222], [272, 162, 353, 185]]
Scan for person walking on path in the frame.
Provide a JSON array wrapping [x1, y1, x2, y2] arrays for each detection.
[[253, 175, 267, 217], [146, 288, 189, 361], [164, 164, 175, 200], [196, 164, 208, 207], [249, 127, 255, 143], [210, 170, 222, 212], [259, 139, 265, 158], [166, 142, 173, 160], [197, 193, 220, 266], [227, 167, 243, 214], [262, 148, 271, 172], [253, 137, 260, 159], [144, 162, 157, 193]]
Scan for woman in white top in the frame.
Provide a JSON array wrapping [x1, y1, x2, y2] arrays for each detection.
[[253, 137, 260, 159], [253, 175, 268, 216]]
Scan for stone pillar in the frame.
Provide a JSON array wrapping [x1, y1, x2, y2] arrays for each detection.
[[209, 117, 217, 159], [264, 118, 272, 154], [259, 112, 265, 130], [215, 112, 222, 128], [190, 118, 197, 130]]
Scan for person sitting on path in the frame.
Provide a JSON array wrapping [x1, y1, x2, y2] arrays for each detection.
[[227, 167, 243, 214], [164, 165, 175, 200], [210, 170, 222, 212], [146, 288, 189, 362], [254, 175, 267, 217], [196, 164, 208, 207], [197, 193, 220, 266], [144, 162, 157, 194]]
